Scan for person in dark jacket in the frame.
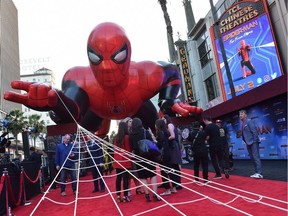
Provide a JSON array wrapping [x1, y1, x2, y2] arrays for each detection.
[[188, 121, 209, 182], [87, 140, 105, 192], [203, 115, 223, 179], [216, 119, 230, 178], [29, 147, 47, 190], [29, 147, 44, 168], [123, 117, 144, 196]]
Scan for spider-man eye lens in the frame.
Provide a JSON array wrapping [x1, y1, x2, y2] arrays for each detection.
[[111, 43, 128, 64], [88, 51, 102, 65], [87, 46, 103, 65], [114, 50, 127, 63]]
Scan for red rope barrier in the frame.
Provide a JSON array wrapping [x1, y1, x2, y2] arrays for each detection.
[[23, 169, 41, 183], [2, 167, 41, 208], [7, 174, 23, 206], [0, 174, 5, 196]]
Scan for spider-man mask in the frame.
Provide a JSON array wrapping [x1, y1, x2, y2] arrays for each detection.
[[87, 22, 131, 88]]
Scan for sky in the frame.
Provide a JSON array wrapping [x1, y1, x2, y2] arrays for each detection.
[[12, 0, 213, 88]]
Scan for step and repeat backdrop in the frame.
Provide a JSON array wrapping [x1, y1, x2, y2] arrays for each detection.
[[179, 94, 287, 160], [223, 94, 287, 160]]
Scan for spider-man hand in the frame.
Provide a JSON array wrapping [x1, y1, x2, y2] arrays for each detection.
[[4, 81, 58, 110], [172, 101, 203, 117], [4, 81, 80, 122]]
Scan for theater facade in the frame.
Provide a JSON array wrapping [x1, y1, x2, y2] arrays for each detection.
[[176, 0, 287, 160]]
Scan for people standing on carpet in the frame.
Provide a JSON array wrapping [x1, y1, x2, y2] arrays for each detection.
[[129, 117, 161, 202], [29, 147, 47, 190], [113, 122, 132, 202], [55, 134, 78, 196], [29, 147, 47, 168], [216, 119, 230, 178], [203, 115, 224, 179], [123, 117, 133, 133], [123, 117, 144, 196], [162, 114, 182, 192], [176, 126, 184, 190], [87, 139, 105, 193], [102, 135, 114, 176], [239, 109, 263, 179], [188, 121, 209, 182], [149, 119, 174, 196], [177, 127, 186, 165]]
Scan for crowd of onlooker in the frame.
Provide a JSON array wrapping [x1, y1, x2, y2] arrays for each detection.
[[53, 109, 263, 202]]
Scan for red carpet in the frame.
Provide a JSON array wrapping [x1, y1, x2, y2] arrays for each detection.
[[11, 168, 288, 216]]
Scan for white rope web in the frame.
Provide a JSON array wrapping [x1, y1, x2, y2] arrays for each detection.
[[28, 91, 287, 216], [28, 124, 288, 216]]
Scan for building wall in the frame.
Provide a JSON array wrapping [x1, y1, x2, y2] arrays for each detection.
[[182, 0, 287, 159], [268, 0, 287, 72], [21, 73, 54, 85], [0, 0, 21, 118], [185, 38, 207, 109], [186, 0, 287, 111]]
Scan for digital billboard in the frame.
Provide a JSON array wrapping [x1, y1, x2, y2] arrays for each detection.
[[211, 0, 283, 100]]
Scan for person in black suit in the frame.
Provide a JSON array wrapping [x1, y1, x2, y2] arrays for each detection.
[[188, 121, 209, 182], [203, 115, 223, 179], [215, 119, 230, 178], [29, 147, 46, 167]]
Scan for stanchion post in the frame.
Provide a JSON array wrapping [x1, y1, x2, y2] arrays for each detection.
[[40, 165, 45, 192], [21, 166, 31, 206], [39, 154, 46, 193], [3, 168, 10, 216]]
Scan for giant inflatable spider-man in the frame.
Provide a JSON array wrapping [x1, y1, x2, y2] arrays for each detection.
[[4, 22, 202, 135]]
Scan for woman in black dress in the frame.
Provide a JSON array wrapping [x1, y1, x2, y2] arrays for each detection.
[[129, 117, 160, 202], [162, 114, 182, 192], [153, 119, 173, 196]]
